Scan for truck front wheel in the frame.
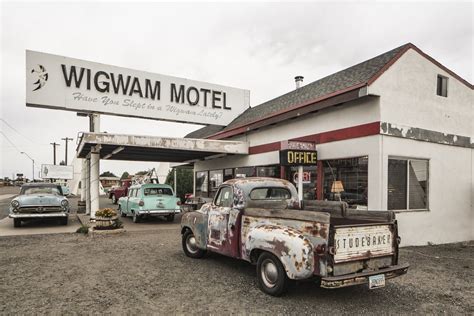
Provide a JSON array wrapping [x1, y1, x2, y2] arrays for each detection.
[[257, 252, 289, 296], [182, 230, 206, 259]]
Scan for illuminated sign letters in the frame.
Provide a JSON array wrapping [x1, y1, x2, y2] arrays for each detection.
[[280, 150, 317, 166]]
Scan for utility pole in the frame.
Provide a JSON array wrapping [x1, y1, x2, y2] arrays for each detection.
[[20, 152, 35, 181], [50, 142, 60, 165], [61, 137, 74, 165]]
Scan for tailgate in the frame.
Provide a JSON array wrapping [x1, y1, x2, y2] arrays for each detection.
[[333, 223, 395, 263]]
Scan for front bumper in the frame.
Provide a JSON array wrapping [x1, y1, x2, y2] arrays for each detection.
[[320, 263, 409, 289], [137, 209, 181, 216], [9, 212, 68, 219]]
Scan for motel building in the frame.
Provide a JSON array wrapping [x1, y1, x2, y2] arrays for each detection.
[[184, 43, 473, 247]]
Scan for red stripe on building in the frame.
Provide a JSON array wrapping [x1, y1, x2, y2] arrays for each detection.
[[292, 122, 380, 144], [248, 142, 281, 154]]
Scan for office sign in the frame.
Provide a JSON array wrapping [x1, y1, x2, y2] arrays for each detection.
[[280, 150, 317, 166], [41, 164, 74, 180], [26, 50, 250, 126]]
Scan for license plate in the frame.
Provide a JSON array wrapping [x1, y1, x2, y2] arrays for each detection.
[[369, 274, 385, 289]]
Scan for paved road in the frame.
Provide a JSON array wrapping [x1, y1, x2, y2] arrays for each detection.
[[0, 187, 19, 220]]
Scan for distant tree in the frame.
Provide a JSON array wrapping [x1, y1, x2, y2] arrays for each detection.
[[59, 160, 66, 165], [120, 171, 130, 180], [100, 171, 117, 177], [165, 168, 193, 202]]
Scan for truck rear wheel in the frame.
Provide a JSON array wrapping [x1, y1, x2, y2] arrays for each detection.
[[111, 195, 117, 204], [257, 252, 289, 296], [182, 230, 206, 259]]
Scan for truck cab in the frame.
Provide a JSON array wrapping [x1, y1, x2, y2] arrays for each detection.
[[181, 177, 408, 296]]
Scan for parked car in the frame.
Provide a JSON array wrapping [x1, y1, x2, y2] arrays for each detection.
[[9, 183, 70, 227], [118, 183, 181, 223], [108, 179, 132, 204], [181, 177, 409, 296]]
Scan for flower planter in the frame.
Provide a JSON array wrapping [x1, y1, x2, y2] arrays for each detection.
[[95, 215, 119, 230]]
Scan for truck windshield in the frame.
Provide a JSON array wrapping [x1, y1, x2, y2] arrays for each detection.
[[250, 187, 291, 200], [144, 187, 173, 196]]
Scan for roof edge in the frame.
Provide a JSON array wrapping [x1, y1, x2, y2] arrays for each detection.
[[368, 43, 473, 89], [208, 82, 367, 139]]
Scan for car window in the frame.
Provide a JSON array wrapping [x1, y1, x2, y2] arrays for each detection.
[[250, 187, 291, 200], [144, 188, 173, 196], [215, 186, 233, 208], [128, 189, 135, 197], [21, 186, 61, 195]]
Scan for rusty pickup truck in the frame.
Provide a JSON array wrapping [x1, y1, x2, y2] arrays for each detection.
[[181, 177, 409, 296]]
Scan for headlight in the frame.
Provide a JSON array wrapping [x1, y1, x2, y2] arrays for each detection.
[[61, 200, 69, 207], [11, 200, 19, 209]]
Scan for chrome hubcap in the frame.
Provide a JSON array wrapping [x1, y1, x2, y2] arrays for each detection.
[[186, 235, 199, 254], [261, 259, 278, 288]]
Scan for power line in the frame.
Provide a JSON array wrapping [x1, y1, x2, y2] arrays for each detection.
[[0, 131, 22, 153], [0, 118, 41, 144]]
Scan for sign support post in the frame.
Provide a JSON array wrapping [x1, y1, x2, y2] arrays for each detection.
[[298, 165, 303, 206], [85, 158, 91, 215]]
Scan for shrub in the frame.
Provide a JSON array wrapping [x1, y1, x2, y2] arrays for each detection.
[[76, 224, 89, 234]]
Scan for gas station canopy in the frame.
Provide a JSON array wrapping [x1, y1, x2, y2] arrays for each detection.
[[76, 132, 249, 162]]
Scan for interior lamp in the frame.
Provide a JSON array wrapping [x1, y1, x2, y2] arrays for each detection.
[[331, 180, 344, 201]]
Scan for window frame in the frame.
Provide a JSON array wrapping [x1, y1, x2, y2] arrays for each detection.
[[387, 156, 430, 212], [249, 187, 292, 201], [213, 185, 233, 208], [436, 74, 448, 97]]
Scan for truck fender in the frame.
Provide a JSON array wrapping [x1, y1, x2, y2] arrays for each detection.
[[243, 225, 314, 280], [181, 209, 209, 250]]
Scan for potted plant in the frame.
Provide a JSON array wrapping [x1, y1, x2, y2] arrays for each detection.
[[94, 208, 121, 230]]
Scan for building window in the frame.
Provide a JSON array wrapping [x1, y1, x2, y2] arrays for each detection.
[[209, 170, 223, 193], [286, 165, 317, 200], [223, 169, 234, 181], [322, 156, 368, 207], [195, 171, 208, 197], [436, 75, 448, 97], [235, 167, 255, 178], [256, 165, 279, 178], [388, 158, 429, 211]]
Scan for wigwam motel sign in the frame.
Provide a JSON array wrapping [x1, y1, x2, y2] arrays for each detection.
[[26, 50, 250, 125]]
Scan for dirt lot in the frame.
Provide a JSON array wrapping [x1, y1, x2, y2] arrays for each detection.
[[0, 227, 472, 314]]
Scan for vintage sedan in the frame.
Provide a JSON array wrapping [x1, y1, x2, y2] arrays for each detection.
[[9, 183, 70, 227], [118, 183, 181, 223]]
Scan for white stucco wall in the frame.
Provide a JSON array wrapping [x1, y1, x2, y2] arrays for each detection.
[[226, 96, 381, 147], [381, 136, 473, 246], [369, 48, 473, 137]]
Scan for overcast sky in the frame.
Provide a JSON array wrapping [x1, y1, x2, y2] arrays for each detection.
[[1, 1, 472, 180]]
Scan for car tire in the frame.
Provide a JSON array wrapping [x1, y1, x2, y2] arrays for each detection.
[[118, 205, 126, 217], [182, 230, 206, 259], [60, 217, 68, 226], [13, 218, 21, 228], [256, 252, 289, 296], [132, 211, 140, 223], [111, 195, 117, 204], [166, 214, 175, 222]]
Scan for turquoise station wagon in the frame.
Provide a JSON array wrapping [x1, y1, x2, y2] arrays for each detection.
[[118, 183, 181, 223]]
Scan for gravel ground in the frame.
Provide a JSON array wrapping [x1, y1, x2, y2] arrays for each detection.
[[0, 228, 472, 314]]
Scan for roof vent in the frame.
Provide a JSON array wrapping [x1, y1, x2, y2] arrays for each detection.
[[295, 76, 304, 89]]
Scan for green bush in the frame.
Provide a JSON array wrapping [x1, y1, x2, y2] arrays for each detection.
[[76, 224, 89, 234]]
